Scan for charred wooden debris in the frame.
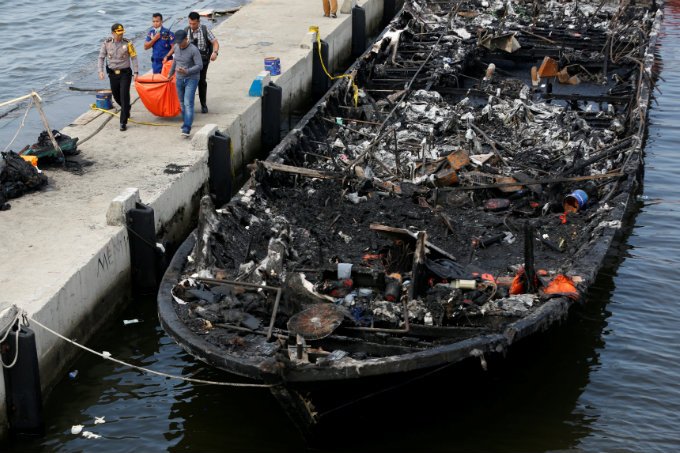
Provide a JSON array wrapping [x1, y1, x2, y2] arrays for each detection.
[[170, 0, 659, 375]]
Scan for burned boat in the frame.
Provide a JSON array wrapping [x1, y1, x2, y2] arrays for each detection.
[[158, 0, 661, 434]]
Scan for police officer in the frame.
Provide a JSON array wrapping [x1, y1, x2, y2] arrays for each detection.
[[144, 13, 175, 74], [98, 23, 138, 131]]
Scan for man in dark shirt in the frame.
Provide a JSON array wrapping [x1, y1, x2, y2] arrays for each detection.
[[168, 30, 203, 137], [165, 12, 220, 113]]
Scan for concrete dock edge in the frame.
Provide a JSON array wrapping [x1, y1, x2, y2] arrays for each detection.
[[0, 0, 387, 438]]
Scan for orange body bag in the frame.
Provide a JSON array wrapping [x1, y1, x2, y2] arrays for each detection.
[[134, 61, 181, 117]]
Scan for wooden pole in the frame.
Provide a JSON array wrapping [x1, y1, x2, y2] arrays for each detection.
[[524, 223, 537, 293], [0, 93, 35, 109], [409, 231, 428, 299], [31, 92, 64, 164], [249, 160, 341, 180]]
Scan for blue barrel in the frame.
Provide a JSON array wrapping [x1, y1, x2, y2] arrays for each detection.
[[564, 189, 589, 213], [96, 90, 113, 110], [264, 57, 281, 76]]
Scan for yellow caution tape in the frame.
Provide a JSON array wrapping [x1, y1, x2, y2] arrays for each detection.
[[314, 27, 359, 107]]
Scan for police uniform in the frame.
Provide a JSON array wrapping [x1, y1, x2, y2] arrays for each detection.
[[98, 34, 139, 128], [146, 26, 175, 74]]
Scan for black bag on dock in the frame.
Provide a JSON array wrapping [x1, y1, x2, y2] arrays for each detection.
[[0, 151, 48, 206]]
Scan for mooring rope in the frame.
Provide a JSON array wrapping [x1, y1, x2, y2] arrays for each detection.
[[18, 308, 274, 388], [313, 26, 360, 107], [0, 312, 22, 369], [2, 97, 33, 153]]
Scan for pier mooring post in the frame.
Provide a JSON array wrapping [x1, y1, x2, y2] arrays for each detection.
[[312, 39, 330, 101], [208, 131, 233, 207], [262, 83, 282, 153], [1, 317, 44, 438], [127, 202, 158, 294], [352, 5, 367, 59]]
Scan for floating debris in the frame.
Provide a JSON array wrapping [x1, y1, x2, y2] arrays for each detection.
[[82, 431, 101, 439]]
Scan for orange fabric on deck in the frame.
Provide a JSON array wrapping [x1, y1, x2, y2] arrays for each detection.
[[134, 61, 181, 117], [509, 268, 525, 295], [543, 274, 579, 300]]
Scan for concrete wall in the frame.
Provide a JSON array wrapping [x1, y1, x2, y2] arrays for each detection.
[[224, 0, 385, 180], [0, 0, 385, 439]]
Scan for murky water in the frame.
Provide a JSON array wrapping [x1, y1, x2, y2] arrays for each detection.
[[4, 3, 680, 453], [0, 0, 244, 151]]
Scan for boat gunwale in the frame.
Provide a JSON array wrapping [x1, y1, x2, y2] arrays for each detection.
[[157, 1, 663, 384]]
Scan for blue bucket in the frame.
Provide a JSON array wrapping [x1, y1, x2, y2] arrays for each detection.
[[264, 57, 281, 76], [564, 189, 588, 213], [96, 90, 113, 110]]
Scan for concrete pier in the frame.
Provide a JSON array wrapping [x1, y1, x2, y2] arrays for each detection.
[[0, 0, 385, 437]]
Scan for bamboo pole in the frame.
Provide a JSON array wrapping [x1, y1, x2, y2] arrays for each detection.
[[1, 91, 65, 165], [31, 92, 64, 163], [0, 93, 35, 109]]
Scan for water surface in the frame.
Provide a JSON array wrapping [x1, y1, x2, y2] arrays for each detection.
[[3, 2, 680, 452], [0, 0, 242, 150]]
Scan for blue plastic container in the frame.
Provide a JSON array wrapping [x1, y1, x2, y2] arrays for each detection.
[[96, 90, 113, 110], [564, 189, 588, 213], [264, 57, 281, 76]]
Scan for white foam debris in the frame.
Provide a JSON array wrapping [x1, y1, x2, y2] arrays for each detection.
[[82, 431, 102, 439]]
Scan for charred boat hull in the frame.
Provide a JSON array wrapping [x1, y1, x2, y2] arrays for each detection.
[[158, 0, 662, 436]]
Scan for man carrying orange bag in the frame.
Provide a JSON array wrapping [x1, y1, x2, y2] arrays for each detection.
[[167, 29, 203, 137]]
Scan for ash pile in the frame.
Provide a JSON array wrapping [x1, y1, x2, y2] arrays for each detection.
[[172, 0, 656, 355]]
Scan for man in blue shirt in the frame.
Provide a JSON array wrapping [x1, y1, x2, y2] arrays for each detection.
[[144, 13, 175, 74]]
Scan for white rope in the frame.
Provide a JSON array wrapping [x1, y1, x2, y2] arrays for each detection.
[[3, 98, 34, 152], [0, 313, 22, 369], [24, 311, 274, 388]]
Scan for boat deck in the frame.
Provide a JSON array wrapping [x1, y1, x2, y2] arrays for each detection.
[[160, 0, 659, 387]]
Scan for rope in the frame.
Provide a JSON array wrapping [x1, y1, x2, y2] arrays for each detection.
[[125, 225, 160, 253], [77, 107, 115, 145], [0, 312, 22, 369], [22, 308, 274, 388], [79, 97, 140, 145], [313, 27, 359, 106], [2, 98, 33, 152], [89, 104, 177, 127]]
